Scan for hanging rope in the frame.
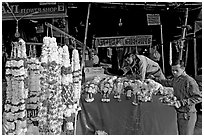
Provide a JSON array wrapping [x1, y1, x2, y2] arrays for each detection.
[[51, 25, 53, 37], [29, 44, 32, 57], [47, 26, 49, 37]]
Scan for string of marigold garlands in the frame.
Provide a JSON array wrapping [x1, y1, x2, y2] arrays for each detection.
[[26, 45, 40, 127], [3, 39, 28, 135], [71, 48, 82, 135]]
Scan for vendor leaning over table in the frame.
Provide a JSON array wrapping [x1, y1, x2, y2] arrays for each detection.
[[119, 52, 166, 81], [152, 60, 202, 135]]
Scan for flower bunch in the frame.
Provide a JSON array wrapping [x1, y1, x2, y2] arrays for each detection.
[[71, 49, 82, 102], [3, 39, 28, 135], [27, 56, 41, 124], [38, 37, 64, 135]]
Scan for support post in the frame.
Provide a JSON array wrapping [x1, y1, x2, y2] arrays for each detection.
[[82, 3, 91, 69], [180, 8, 189, 61], [193, 32, 197, 77], [160, 24, 165, 74]]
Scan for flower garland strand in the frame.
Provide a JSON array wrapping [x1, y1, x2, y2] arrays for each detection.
[[71, 49, 82, 135], [38, 37, 64, 135], [47, 37, 63, 135], [3, 39, 28, 135], [61, 45, 75, 134], [27, 45, 41, 127], [38, 37, 50, 134]]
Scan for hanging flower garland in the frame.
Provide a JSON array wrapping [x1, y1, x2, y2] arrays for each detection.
[[47, 37, 64, 135], [72, 49, 82, 102], [3, 39, 28, 135], [60, 45, 76, 135], [38, 37, 64, 135], [38, 36, 50, 134], [71, 48, 82, 134], [27, 45, 40, 126]]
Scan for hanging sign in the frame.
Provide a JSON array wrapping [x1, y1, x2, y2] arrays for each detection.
[[2, 2, 67, 20], [147, 14, 161, 25], [95, 35, 152, 48]]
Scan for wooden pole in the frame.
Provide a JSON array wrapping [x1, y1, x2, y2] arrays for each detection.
[[45, 22, 84, 47], [82, 3, 91, 69], [160, 24, 165, 74], [193, 32, 197, 76], [74, 3, 91, 135], [184, 40, 189, 67], [180, 8, 189, 61]]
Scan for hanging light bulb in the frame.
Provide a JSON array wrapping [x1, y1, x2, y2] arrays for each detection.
[[15, 20, 20, 38], [119, 18, 123, 27]]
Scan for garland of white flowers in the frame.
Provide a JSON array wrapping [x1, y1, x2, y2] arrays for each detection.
[[47, 37, 63, 135], [38, 36, 50, 134], [38, 37, 64, 135], [71, 48, 82, 135], [72, 49, 82, 102], [60, 45, 76, 134], [3, 39, 28, 135], [27, 45, 40, 126]]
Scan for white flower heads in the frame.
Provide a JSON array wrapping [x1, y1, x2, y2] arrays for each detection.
[[3, 38, 28, 135]]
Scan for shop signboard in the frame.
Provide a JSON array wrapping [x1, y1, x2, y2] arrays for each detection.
[[147, 14, 161, 25], [95, 35, 152, 48], [2, 2, 67, 20]]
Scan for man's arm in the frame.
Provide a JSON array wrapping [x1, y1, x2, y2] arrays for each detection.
[[180, 79, 202, 106], [138, 60, 146, 82], [152, 77, 174, 87]]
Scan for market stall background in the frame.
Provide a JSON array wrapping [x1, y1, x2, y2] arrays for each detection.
[[2, 2, 202, 135], [2, 2, 202, 78]]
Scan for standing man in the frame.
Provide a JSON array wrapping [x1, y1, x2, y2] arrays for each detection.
[[121, 53, 166, 81], [149, 44, 161, 62], [154, 60, 202, 135]]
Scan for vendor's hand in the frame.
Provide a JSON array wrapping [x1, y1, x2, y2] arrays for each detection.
[[173, 100, 181, 108], [147, 75, 155, 79]]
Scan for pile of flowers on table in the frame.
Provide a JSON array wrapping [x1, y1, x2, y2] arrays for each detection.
[[82, 76, 176, 105]]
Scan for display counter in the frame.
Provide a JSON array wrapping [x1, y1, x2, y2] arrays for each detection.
[[76, 94, 178, 135]]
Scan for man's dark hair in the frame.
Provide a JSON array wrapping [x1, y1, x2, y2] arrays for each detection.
[[124, 52, 133, 59], [172, 59, 185, 68]]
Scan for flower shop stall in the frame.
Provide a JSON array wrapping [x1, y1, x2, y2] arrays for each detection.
[[76, 75, 178, 135], [3, 36, 82, 135]]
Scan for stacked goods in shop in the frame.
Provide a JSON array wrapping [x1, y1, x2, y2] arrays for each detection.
[[3, 39, 28, 135], [27, 45, 40, 126]]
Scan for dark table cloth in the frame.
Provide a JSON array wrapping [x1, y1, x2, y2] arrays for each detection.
[[76, 94, 178, 135]]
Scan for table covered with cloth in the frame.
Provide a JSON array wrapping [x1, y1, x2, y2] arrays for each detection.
[[76, 94, 178, 135]]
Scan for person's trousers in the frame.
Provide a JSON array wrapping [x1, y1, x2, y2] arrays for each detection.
[[177, 112, 197, 135]]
